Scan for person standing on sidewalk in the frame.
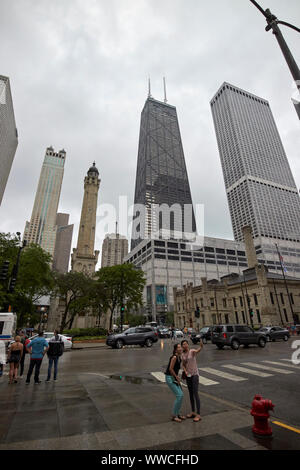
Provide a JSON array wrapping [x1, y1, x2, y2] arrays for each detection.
[[165, 343, 186, 423], [7, 336, 23, 384], [46, 330, 64, 382], [26, 332, 49, 384], [181, 339, 203, 422], [19, 331, 30, 377]]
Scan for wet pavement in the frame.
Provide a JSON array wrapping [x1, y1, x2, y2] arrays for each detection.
[[0, 338, 299, 450]]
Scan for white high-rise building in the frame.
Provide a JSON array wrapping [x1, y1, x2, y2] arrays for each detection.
[[24, 146, 66, 258], [0, 75, 18, 205], [210, 82, 300, 243], [210, 83, 300, 277]]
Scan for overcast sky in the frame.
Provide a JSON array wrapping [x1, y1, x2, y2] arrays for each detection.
[[1, 0, 299, 266]]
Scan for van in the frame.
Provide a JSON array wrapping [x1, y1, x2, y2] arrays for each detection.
[[0, 312, 17, 347]]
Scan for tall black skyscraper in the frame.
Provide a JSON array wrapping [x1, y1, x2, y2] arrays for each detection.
[[131, 95, 196, 250]]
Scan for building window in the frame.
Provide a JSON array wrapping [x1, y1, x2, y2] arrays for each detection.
[[225, 314, 229, 324], [235, 311, 239, 323], [223, 298, 227, 308], [212, 314, 217, 325], [200, 298, 204, 308], [210, 298, 214, 307], [283, 308, 288, 322], [270, 292, 274, 305], [233, 297, 237, 308], [256, 309, 261, 323], [241, 311, 246, 323], [280, 293, 285, 305], [290, 293, 294, 305], [253, 294, 258, 306], [239, 297, 243, 307]]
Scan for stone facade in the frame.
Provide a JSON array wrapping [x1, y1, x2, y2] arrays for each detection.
[[174, 266, 300, 330], [71, 163, 100, 275], [101, 233, 128, 267]]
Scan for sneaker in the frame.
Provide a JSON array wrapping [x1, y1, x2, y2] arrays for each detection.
[[34, 381, 41, 384]]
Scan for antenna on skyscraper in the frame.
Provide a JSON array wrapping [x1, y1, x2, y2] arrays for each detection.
[[148, 77, 152, 98], [163, 77, 168, 103]]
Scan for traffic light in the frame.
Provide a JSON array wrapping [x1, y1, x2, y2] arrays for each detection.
[[120, 305, 125, 314], [249, 309, 254, 319], [8, 277, 17, 293], [0, 260, 10, 281]]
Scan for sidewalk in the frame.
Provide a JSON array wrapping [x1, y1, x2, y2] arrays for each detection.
[[1, 366, 299, 450]]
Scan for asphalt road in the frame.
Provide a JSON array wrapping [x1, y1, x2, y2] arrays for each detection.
[[67, 336, 300, 427]]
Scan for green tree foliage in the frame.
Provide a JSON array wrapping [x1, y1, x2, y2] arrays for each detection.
[[0, 233, 54, 326], [95, 264, 146, 330], [53, 271, 94, 333]]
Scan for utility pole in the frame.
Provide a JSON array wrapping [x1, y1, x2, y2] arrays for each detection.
[[250, 0, 300, 119]]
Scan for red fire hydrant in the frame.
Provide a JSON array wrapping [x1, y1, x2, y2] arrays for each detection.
[[251, 394, 275, 436]]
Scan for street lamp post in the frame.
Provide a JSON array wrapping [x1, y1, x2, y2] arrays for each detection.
[[250, 0, 300, 118]]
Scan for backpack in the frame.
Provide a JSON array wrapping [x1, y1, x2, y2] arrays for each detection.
[[48, 335, 64, 357]]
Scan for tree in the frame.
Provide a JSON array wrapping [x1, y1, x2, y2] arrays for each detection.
[[53, 271, 94, 333], [95, 264, 146, 330], [0, 233, 55, 326]]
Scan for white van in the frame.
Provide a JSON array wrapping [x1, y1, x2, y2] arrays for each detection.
[[0, 312, 17, 347]]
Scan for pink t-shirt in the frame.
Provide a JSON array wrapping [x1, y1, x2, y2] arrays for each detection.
[[181, 349, 199, 377]]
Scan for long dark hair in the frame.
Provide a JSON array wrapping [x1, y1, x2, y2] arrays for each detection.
[[173, 343, 181, 356]]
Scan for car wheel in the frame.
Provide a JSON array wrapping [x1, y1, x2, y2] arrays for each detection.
[[258, 337, 266, 348], [216, 344, 224, 350], [145, 339, 153, 348], [283, 335, 289, 342], [202, 338, 207, 344], [116, 340, 124, 349], [231, 339, 240, 350]]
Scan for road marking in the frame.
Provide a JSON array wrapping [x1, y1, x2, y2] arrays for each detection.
[[151, 372, 165, 383], [198, 367, 247, 382], [262, 361, 300, 370], [281, 359, 297, 363], [222, 364, 273, 377], [197, 375, 219, 386], [242, 363, 294, 374], [272, 421, 300, 435]]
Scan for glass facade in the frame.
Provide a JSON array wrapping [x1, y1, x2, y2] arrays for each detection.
[[0, 76, 18, 205], [131, 97, 196, 250], [210, 83, 300, 243]]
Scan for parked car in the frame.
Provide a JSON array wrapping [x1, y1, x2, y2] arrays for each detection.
[[157, 327, 170, 338], [211, 324, 267, 350], [192, 326, 213, 344], [187, 328, 196, 336], [258, 326, 290, 342], [28, 332, 73, 350], [106, 327, 158, 349], [174, 328, 184, 338]]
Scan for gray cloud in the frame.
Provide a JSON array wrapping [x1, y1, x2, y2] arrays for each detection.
[[1, 0, 299, 265]]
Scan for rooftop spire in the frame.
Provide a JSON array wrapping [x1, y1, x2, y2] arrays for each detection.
[[163, 77, 168, 103], [148, 77, 152, 98]]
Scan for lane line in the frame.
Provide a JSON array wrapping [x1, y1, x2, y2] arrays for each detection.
[[242, 363, 294, 374], [151, 372, 165, 383], [272, 421, 300, 435], [197, 375, 219, 386], [198, 367, 247, 382], [222, 364, 273, 377], [262, 361, 300, 370]]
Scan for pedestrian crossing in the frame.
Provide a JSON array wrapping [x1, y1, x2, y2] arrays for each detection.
[[151, 359, 298, 387]]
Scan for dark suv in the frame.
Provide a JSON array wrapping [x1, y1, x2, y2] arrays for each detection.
[[211, 324, 267, 350], [192, 326, 213, 344], [106, 327, 158, 349]]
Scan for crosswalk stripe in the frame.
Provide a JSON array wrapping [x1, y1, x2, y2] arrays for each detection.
[[222, 364, 273, 377], [262, 361, 300, 370], [242, 363, 294, 374], [281, 359, 296, 363], [197, 375, 219, 386], [151, 371, 218, 386], [151, 372, 165, 383], [198, 367, 247, 382]]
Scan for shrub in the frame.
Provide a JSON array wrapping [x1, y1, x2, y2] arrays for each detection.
[[63, 327, 108, 338]]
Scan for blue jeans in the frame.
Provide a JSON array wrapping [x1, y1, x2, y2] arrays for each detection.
[[47, 356, 59, 380], [166, 375, 183, 416]]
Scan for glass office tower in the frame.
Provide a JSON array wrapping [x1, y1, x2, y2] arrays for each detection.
[[131, 96, 196, 250]]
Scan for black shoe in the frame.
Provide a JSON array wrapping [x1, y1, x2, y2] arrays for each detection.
[[46, 378, 50, 382]]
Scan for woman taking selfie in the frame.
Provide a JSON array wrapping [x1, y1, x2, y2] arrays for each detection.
[[165, 343, 186, 423]]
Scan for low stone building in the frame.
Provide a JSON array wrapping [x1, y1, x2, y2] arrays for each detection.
[[174, 227, 300, 330]]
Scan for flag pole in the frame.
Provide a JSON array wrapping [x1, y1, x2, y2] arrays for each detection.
[[275, 243, 295, 325]]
